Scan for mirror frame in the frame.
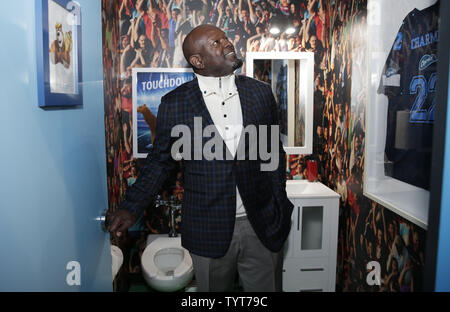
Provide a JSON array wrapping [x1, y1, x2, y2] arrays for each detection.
[[246, 51, 314, 155]]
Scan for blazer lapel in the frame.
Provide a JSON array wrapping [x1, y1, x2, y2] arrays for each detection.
[[236, 75, 257, 129], [189, 78, 214, 128], [235, 75, 261, 160]]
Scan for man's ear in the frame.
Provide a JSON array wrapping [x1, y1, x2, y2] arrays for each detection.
[[189, 54, 204, 70]]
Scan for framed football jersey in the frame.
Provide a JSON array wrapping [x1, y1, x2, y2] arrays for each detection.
[[364, 0, 440, 230]]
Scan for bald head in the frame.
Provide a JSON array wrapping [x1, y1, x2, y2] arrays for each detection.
[[182, 24, 216, 63], [182, 24, 242, 77]]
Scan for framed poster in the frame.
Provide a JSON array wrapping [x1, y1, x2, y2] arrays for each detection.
[[35, 0, 82, 108], [132, 68, 195, 158]]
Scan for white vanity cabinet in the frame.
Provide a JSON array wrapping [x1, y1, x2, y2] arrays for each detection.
[[282, 180, 340, 292]]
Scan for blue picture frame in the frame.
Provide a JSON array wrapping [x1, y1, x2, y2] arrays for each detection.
[[35, 0, 82, 108]]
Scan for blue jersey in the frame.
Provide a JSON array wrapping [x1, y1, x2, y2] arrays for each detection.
[[378, 1, 440, 190]]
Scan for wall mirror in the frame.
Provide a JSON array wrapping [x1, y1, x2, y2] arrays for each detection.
[[246, 52, 314, 155]]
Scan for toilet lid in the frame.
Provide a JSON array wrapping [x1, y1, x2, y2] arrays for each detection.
[[141, 238, 193, 280]]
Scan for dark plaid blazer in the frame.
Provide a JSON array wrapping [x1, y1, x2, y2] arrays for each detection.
[[120, 75, 294, 258]]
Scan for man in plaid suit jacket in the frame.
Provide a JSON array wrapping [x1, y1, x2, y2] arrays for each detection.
[[109, 24, 293, 291]]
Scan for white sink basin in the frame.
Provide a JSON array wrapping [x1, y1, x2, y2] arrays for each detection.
[[285, 180, 340, 199]]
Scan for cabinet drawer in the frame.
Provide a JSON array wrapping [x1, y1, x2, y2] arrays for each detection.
[[297, 270, 327, 292], [283, 257, 329, 292], [295, 256, 328, 270]]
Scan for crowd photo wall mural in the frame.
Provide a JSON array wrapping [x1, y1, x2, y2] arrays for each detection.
[[102, 0, 427, 292]]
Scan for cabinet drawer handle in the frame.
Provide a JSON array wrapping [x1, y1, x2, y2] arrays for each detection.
[[299, 289, 323, 292], [300, 268, 324, 272]]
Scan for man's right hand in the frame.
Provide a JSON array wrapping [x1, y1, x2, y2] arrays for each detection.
[[107, 210, 137, 238]]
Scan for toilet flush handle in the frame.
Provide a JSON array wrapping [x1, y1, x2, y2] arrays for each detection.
[[96, 208, 109, 233]]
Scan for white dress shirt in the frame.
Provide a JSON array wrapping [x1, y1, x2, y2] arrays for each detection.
[[195, 73, 246, 218]]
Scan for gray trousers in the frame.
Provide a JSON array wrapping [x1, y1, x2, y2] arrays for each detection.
[[189, 216, 283, 292]]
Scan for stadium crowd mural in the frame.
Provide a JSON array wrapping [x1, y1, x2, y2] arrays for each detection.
[[102, 0, 427, 291]]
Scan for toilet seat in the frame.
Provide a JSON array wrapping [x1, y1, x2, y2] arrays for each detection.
[[141, 237, 193, 280]]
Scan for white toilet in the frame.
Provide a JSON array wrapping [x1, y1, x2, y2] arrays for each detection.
[[141, 235, 194, 292], [110, 245, 124, 280]]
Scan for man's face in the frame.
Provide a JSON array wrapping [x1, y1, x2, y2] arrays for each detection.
[[242, 10, 249, 20], [310, 36, 317, 49], [138, 35, 146, 48], [161, 29, 168, 39], [388, 223, 394, 237], [317, 126, 322, 136], [123, 83, 131, 95], [172, 9, 180, 20], [195, 27, 242, 76], [122, 35, 129, 47], [256, 25, 264, 35]]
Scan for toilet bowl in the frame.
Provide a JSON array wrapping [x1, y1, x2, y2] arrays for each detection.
[[111, 245, 124, 281], [141, 235, 194, 292]]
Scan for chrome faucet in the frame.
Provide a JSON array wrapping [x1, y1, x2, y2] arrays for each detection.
[[168, 195, 181, 238]]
